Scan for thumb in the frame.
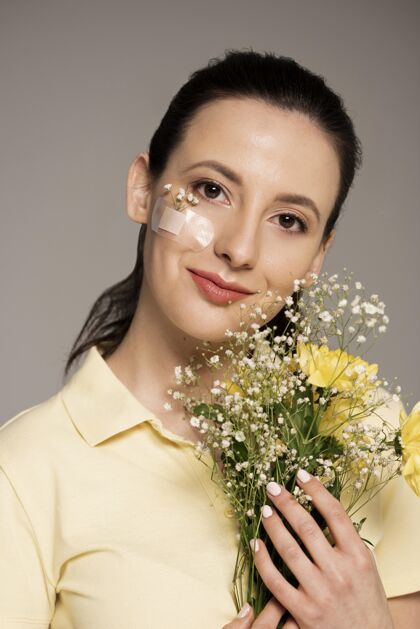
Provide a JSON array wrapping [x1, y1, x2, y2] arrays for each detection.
[[222, 603, 255, 628]]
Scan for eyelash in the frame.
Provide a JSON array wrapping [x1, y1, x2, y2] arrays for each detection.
[[190, 179, 308, 234]]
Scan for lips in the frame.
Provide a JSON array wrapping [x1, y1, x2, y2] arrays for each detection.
[[189, 270, 251, 305], [187, 267, 254, 294]]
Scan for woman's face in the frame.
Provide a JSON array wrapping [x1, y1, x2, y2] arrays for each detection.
[[131, 97, 340, 344]]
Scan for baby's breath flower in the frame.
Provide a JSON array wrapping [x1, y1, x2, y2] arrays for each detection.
[[170, 267, 408, 616]]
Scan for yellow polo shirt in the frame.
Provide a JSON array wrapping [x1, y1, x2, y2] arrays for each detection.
[[0, 345, 419, 628]]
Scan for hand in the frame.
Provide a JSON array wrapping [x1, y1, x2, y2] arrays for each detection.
[[222, 596, 299, 628], [249, 470, 394, 629]]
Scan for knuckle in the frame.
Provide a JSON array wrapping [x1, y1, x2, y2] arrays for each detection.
[[269, 576, 284, 597], [297, 519, 318, 539], [332, 568, 353, 592], [303, 602, 323, 624], [330, 506, 347, 523], [283, 543, 300, 563], [354, 546, 374, 572]]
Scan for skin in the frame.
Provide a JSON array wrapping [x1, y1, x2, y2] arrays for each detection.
[[105, 97, 420, 626]]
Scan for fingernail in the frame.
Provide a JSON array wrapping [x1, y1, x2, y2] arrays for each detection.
[[262, 504, 273, 518], [297, 468, 311, 483], [238, 602, 251, 618], [266, 481, 281, 496], [249, 538, 260, 552]]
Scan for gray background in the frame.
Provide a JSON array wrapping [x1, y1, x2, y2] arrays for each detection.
[[1, 0, 419, 424]]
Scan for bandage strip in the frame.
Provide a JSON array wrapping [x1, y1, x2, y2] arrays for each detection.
[[150, 196, 214, 251]]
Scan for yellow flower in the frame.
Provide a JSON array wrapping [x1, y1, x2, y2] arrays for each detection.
[[224, 380, 245, 396], [400, 401, 420, 496], [295, 341, 378, 393], [318, 395, 368, 441]]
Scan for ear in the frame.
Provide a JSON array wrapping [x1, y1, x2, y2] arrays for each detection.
[[303, 229, 336, 287], [126, 151, 153, 225]]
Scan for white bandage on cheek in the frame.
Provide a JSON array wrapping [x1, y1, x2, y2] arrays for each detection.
[[150, 196, 214, 251]]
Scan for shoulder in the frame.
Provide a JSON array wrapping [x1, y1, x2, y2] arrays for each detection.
[[0, 389, 79, 480]]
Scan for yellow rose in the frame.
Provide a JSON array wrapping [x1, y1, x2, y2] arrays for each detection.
[[296, 341, 378, 393], [400, 401, 420, 496]]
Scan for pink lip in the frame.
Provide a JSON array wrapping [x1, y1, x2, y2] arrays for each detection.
[[188, 270, 252, 305], [188, 267, 254, 294]]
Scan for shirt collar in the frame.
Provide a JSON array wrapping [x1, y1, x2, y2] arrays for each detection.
[[60, 345, 192, 447]]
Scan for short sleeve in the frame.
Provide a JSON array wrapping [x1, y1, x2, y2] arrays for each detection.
[[371, 394, 420, 598], [0, 465, 55, 627]]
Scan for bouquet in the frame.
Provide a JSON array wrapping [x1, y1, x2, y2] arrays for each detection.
[[161, 188, 420, 625]]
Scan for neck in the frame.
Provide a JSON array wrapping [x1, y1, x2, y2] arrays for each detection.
[[104, 281, 233, 423]]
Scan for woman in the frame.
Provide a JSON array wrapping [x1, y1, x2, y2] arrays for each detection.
[[1, 50, 419, 628]]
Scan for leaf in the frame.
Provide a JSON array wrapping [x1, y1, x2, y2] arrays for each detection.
[[393, 431, 402, 457], [192, 402, 224, 420], [360, 537, 374, 548], [232, 441, 248, 462]]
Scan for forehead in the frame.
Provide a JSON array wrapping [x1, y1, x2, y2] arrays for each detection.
[[171, 97, 341, 218]]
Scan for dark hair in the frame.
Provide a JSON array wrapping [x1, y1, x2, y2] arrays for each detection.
[[63, 47, 362, 379]]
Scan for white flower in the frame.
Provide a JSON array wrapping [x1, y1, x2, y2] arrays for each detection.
[[163, 183, 172, 190], [356, 335, 366, 343], [362, 302, 377, 315], [190, 416, 201, 428], [338, 299, 348, 308], [355, 281, 363, 289], [234, 431, 246, 442], [318, 311, 333, 323], [210, 355, 220, 364], [163, 402, 172, 411]]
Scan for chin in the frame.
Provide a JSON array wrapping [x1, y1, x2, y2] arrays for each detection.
[[169, 309, 242, 346]]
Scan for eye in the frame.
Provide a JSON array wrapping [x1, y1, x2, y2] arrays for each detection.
[[272, 212, 308, 234], [191, 179, 229, 204], [191, 179, 308, 234]]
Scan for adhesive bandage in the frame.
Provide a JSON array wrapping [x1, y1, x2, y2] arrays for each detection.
[[150, 196, 214, 251]]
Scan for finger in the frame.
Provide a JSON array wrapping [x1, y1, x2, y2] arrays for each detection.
[[264, 480, 334, 569], [222, 603, 255, 628], [250, 537, 303, 619], [294, 468, 361, 550], [283, 618, 300, 628], [260, 500, 319, 590], [252, 596, 286, 628]]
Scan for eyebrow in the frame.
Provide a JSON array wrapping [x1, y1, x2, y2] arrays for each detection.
[[181, 159, 321, 223]]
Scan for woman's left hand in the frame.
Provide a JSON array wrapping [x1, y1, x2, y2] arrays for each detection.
[[250, 469, 394, 629]]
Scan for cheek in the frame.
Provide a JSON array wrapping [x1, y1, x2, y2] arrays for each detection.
[[260, 240, 318, 294]]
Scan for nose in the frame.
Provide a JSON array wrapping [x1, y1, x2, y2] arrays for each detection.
[[213, 207, 261, 269]]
